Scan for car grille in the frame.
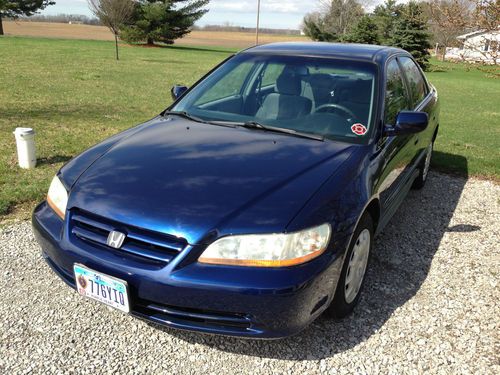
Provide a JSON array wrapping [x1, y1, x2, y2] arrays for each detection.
[[70, 209, 187, 264]]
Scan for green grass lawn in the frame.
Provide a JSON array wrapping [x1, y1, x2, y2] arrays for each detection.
[[0, 37, 234, 221], [426, 60, 500, 179], [0, 36, 499, 221]]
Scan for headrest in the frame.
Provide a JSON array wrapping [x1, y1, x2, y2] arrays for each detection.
[[338, 79, 372, 104], [350, 79, 372, 103], [276, 73, 302, 96], [283, 65, 309, 77]]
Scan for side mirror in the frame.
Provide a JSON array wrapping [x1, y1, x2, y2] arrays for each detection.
[[384, 111, 429, 137], [171, 85, 188, 101]]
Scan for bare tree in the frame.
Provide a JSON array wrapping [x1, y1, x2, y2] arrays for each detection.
[[320, 0, 365, 36], [472, 0, 500, 64], [303, 0, 366, 41], [426, 0, 473, 61], [88, 0, 135, 60]]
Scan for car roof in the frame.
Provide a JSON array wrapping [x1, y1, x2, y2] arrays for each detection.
[[241, 42, 407, 63]]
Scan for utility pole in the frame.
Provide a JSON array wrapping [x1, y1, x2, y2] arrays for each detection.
[[256, 0, 261, 45]]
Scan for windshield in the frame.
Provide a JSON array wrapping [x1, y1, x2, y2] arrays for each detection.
[[172, 54, 378, 143]]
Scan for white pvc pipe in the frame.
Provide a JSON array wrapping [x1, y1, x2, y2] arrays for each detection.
[[13, 127, 37, 169]]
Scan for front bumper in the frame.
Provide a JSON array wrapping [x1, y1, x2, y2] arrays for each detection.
[[32, 201, 346, 339]]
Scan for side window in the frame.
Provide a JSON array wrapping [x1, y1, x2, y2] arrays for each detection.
[[261, 63, 285, 87], [385, 59, 410, 125], [399, 57, 428, 107], [194, 62, 253, 105]]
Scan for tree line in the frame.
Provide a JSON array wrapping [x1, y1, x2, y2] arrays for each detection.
[[1, 0, 498, 65], [194, 24, 302, 36], [303, 0, 500, 70], [17, 13, 101, 25]]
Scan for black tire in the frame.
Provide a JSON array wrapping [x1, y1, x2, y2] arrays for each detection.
[[325, 212, 374, 319], [412, 142, 434, 190]]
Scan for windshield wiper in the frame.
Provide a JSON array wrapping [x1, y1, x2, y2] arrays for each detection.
[[163, 110, 208, 123], [163, 111, 236, 128], [241, 121, 324, 141], [164, 112, 324, 139]]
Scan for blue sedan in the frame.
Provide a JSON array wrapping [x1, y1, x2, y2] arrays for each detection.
[[33, 43, 439, 339]]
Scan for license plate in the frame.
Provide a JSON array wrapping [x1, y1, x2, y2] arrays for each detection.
[[73, 264, 130, 313]]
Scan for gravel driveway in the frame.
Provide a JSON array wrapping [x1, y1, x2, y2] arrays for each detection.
[[0, 172, 498, 374]]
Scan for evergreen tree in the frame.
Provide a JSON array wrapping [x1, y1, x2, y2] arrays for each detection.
[[344, 15, 381, 44], [373, 0, 404, 44], [122, 0, 209, 45], [0, 0, 54, 35], [390, 1, 432, 70]]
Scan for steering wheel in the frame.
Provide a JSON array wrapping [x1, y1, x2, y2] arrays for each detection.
[[314, 104, 357, 120]]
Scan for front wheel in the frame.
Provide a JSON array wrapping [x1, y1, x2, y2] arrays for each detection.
[[412, 142, 433, 190], [325, 213, 373, 318]]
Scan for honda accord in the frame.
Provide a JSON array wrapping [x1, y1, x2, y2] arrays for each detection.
[[33, 43, 439, 338]]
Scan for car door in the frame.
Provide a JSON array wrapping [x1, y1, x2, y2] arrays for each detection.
[[376, 58, 415, 220]]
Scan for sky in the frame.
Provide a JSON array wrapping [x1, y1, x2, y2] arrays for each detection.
[[41, 0, 326, 29]]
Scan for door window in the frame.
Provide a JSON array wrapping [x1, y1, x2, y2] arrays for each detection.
[[385, 60, 410, 126], [261, 63, 285, 87], [399, 57, 428, 107]]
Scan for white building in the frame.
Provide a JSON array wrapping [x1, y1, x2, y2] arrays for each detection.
[[446, 29, 500, 64]]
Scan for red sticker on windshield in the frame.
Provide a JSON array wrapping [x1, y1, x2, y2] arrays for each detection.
[[351, 124, 367, 136]]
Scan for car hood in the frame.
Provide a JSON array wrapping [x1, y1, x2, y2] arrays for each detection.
[[68, 116, 355, 244]]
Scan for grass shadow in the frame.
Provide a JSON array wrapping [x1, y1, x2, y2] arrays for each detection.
[[140, 58, 199, 65], [37, 155, 72, 167], [432, 150, 470, 178], [166, 44, 238, 54], [427, 67, 449, 73], [158, 156, 469, 360], [0, 104, 115, 122]]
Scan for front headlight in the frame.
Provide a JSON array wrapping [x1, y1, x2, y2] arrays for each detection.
[[47, 175, 68, 219], [198, 223, 331, 267]]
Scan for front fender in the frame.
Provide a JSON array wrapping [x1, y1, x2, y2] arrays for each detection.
[[286, 145, 374, 248]]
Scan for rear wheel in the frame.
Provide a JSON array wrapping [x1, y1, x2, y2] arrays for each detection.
[[326, 213, 373, 318], [412, 142, 433, 190]]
